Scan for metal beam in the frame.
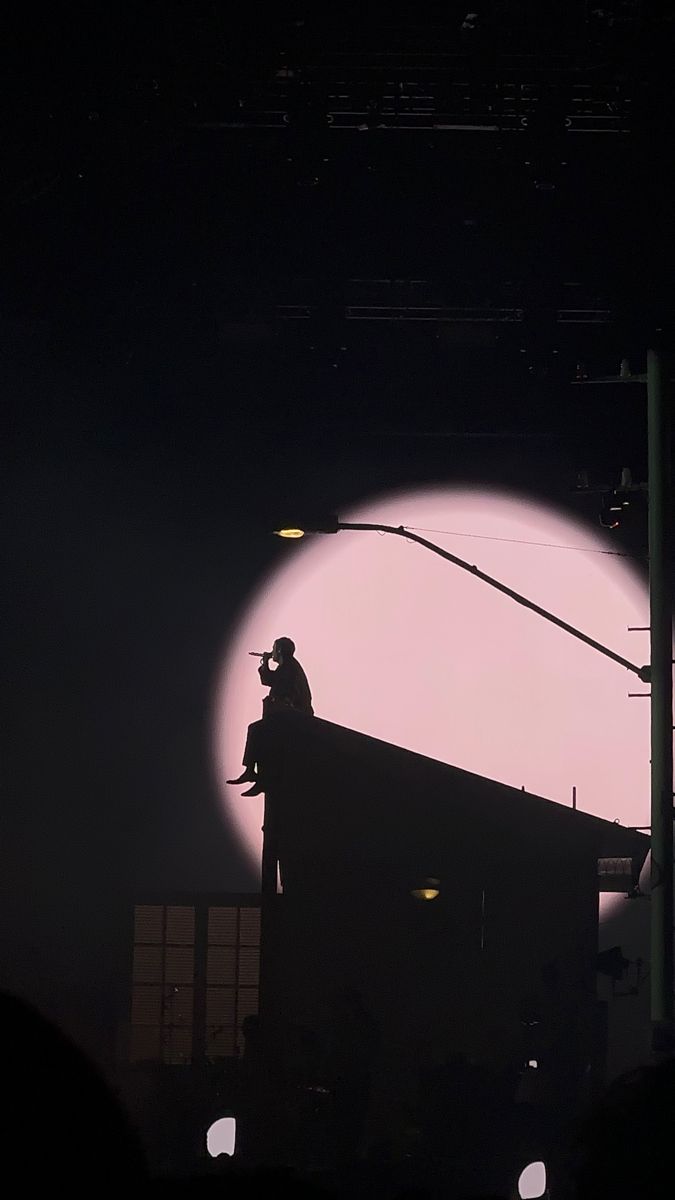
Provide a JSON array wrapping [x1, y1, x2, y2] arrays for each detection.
[[647, 348, 674, 1051]]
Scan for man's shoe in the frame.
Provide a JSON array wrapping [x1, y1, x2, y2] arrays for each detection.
[[226, 770, 256, 785], [241, 780, 265, 796]]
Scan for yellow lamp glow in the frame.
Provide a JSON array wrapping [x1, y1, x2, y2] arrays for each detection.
[[274, 527, 306, 539], [411, 877, 440, 901]]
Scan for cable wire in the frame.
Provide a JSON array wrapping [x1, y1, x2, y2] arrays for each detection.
[[403, 526, 645, 558]]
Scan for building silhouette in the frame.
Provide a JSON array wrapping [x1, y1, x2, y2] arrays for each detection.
[[258, 716, 648, 1167], [119, 719, 648, 1179]]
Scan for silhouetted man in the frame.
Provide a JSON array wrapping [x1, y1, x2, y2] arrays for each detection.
[[227, 637, 313, 796]]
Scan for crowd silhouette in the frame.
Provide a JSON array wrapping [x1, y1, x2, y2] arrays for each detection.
[[4, 988, 674, 1197]]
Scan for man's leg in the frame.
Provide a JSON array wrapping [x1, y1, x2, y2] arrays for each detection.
[[226, 720, 263, 784]]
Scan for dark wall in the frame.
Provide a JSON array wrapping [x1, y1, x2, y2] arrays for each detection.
[[260, 716, 612, 1137]]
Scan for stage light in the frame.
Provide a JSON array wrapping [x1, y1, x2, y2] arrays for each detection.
[[219, 485, 656, 894], [274, 527, 305, 539], [411, 877, 440, 900]]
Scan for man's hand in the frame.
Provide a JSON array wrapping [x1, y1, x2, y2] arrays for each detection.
[[261, 651, 271, 663]]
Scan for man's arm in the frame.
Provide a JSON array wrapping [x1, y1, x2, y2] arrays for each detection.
[[259, 654, 276, 686]]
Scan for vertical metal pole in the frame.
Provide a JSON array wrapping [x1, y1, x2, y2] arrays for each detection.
[[647, 348, 674, 1052], [259, 792, 278, 1028], [259, 793, 281, 1163]]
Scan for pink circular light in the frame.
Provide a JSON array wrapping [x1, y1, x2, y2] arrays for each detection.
[[212, 486, 651, 892]]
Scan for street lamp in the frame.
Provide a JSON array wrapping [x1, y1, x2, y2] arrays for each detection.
[[411, 877, 441, 901], [274, 518, 649, 680], [274, 527, 305, 539], [274, 516, 340, 537]]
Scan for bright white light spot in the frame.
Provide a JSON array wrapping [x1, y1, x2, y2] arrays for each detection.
[[527, 1059, 538, 1068], [206, 1116, 236, 1158], [518, 1160, 547, 1199]]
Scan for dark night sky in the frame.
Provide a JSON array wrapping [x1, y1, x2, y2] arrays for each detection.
[[3, 5, 674, 1057]]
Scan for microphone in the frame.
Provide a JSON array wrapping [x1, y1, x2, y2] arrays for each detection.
[[249, 651, 270, 657]]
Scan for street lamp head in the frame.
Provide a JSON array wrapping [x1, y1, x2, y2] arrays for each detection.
[[273, 516, 340, 538], [411, 877, 441, 901]]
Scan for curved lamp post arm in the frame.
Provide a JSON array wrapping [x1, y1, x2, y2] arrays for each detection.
[[338, 521, 647, 680]]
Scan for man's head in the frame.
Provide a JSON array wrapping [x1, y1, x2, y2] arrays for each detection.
[[272, 637, 296, 663]]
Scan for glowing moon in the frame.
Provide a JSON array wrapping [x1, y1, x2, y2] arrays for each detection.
[[213, 486, 652, 881]]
